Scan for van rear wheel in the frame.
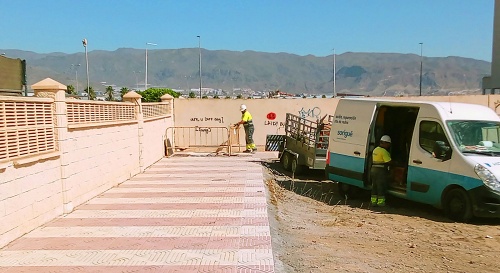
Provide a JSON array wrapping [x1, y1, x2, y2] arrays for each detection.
[[282, 152, 292, 171], [443, 188, 473, 222], [291, 157, 303, 175]]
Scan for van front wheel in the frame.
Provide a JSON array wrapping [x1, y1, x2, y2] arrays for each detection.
[[443, 188, 473, 222], [337, 182, 360, 199]]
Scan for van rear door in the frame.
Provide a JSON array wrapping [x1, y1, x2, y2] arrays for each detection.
[[327, 99, 377, 188]]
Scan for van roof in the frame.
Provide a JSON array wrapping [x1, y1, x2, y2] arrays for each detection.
[[339, 97, 500, 121]]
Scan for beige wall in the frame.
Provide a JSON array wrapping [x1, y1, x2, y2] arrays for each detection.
[[173, 95, 500, 148], [173, 98, 339, 147], [0, 157, 63, 248], [63, 123, 141, 209], [143, 118, 174, 167]]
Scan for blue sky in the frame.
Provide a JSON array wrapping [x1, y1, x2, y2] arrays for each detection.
[[0, 0, 495, 61]]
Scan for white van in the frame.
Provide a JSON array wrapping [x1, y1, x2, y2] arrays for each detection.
[[325, 98, 500, 221]]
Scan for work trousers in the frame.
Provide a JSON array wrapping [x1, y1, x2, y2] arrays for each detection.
[[244, 124, 255, 150], [370, 167, 388, 197]]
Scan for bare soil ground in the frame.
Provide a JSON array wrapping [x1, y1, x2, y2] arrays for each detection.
[[261, 159, 500, 273]]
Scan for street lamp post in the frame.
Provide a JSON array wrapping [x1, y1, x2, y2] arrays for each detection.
[[82, 39, 90, 100], [419, 42, 423, 96], [145, 42, 157, 90], [185, 75, 191, 93], [133, 71, 141, 90], [333, 48, 336, 98], [197, 35, 202, 98], [71, 64, 81, 94]]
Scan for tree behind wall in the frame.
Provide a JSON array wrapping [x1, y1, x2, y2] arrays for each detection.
[[67, 85, 77, 95], [138, 88, 180, 102], [105, 86, 114, 101], [120, 87, 130, 99], [84, 86, 96, 100]]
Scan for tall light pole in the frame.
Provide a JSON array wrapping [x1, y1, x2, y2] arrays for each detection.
[[133, 71, 141, 90], [333, 48, 337, 98], [145, 42, 157, 90], [419, 42, 423, 96], [71, 64, 81, 94], [197, 35, 202, 98], [82, 39, 90, 100]]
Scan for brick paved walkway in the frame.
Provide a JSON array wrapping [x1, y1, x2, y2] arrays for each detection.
[[0, 153, 275, 273]]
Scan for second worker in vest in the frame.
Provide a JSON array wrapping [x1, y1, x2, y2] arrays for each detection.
[[235, 104, 257, 153], [371, 135, 392, 207]]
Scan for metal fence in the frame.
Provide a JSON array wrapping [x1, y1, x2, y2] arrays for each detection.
[[165, 126, 242, 156]]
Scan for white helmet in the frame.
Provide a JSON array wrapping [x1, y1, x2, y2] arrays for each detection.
[[240, 104, 247, 111], [380, 135, 391, 143]]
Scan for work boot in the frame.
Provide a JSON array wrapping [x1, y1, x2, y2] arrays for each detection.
[[377, 197, 386, 207], [371, 195, 378, 207], [243, 149, 252, 153]]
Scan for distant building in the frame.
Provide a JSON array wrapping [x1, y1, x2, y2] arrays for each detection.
[[483, 0, 500, 94]]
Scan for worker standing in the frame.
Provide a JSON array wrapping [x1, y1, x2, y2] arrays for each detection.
[[235, 104, 257, 153], [371, 135, 392, 207]]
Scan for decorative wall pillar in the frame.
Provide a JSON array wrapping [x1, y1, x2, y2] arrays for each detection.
[[160, 93, 174, 115], [123, 91, 145, 172], [31, 78, 73, 213], [161, 94, 174, 156]]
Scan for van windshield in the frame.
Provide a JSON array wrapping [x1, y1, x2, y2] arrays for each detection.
[[447, 120, 500, 156]]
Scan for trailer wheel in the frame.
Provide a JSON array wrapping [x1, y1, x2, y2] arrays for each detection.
[[337, 182, 360, 200], [443, 188, 473, 222], [291, 157, 303, 175], [282, 152, 292, 171]]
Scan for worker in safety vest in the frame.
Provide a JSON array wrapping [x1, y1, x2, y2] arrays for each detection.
[[234, 104, 256, 153], [371, 135, 392, 207]]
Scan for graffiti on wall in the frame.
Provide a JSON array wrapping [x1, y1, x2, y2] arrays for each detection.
[[190, 116, 225, 123], [264, 112, 285, 127], [298, 107, 321, 119], [195, 126, 212, 133], [495, 100, 500, 114]]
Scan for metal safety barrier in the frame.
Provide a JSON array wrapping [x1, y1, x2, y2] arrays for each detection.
[[165, 126, 243, 156]]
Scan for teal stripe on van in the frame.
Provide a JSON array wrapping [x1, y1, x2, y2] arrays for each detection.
[[405, 166, 483, 206], [328, 152, 366, 188]]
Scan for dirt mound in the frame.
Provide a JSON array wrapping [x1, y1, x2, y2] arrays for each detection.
[[262, 160, 500, 273]]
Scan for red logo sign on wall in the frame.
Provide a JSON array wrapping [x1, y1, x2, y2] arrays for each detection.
[[267, 112, 277, 120]]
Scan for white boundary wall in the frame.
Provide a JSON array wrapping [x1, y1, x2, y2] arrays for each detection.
[[0, 79, 173, 248]]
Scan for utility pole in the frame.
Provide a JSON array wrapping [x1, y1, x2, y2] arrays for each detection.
[[197, 35, 202, 98], [333, 48, 337, 97], [419, 42, 423, 96], [82, 39, 90, 100]]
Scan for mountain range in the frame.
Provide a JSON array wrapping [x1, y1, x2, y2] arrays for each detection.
[[1, 48, 491, 96]]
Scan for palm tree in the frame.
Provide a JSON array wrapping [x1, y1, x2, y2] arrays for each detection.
[[67, 85, 76, 95], [84, 86, 96, 100], [120, 87, 130, 100], [105, 86, 114, 101]]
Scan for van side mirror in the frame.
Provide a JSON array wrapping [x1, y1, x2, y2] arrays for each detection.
[[433, 141, 451, 161]]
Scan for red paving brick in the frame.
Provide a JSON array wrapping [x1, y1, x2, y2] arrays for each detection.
[[0, 154, 275, 272]]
